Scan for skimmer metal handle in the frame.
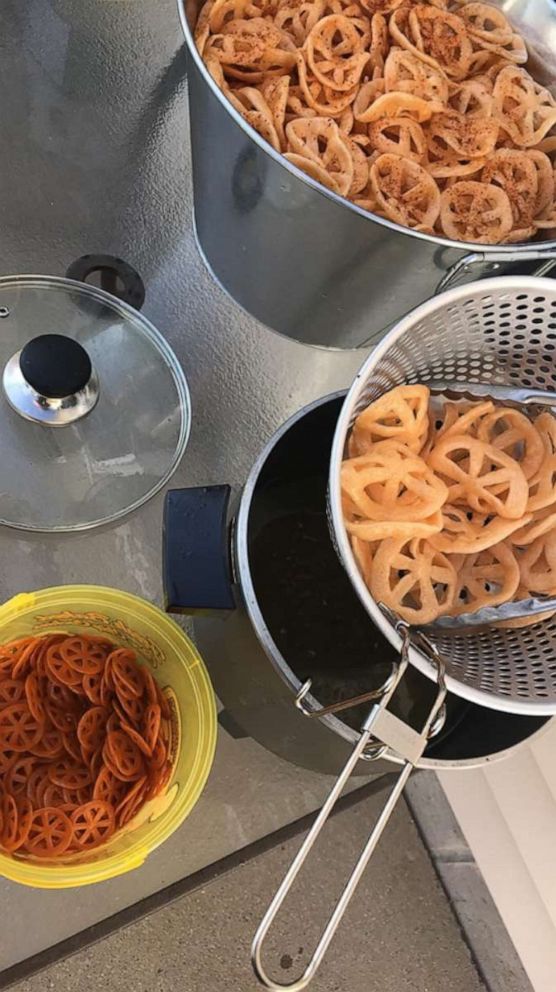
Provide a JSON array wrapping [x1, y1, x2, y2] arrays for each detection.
[[251, 626, 447, 991]]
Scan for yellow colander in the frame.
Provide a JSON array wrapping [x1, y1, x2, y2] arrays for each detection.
[[0, 585, 217, 889]]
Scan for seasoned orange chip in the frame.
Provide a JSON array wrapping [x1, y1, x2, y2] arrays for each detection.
[[0, 631, 174, 861]]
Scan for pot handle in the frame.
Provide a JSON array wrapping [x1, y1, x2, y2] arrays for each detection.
[[251, 626, 447, 992], [436, 248, 556, 296], [163, 486, 236, 613]]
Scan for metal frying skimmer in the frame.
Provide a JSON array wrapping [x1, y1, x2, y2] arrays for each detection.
[[251, 277, 556, 992], [330, 276, 556, 719]]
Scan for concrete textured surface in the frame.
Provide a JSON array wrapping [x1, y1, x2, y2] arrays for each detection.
[[0, 734, 370, 971], [8, 793, 485, 992], [406, 772, 533, 992], [0, 0, 364, 972], [438, 863, 533, 992]]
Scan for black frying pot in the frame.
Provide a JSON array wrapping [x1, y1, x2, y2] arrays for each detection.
[[163, 394, 549, 775]]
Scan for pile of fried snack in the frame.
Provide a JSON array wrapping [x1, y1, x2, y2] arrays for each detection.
[[0, 635, 172, 860], [341, 384, 556, 625], [195, 0, 556, 244]]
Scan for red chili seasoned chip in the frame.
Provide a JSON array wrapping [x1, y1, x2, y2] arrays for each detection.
[[88, 745, 105, 784], [0, 638, 35, 677], [77, 707, 108, 756], [71, 800, 115, 851], [0, 631, 170, 858], [46, 699, 78, 735], [104, 731, 144, 781], [42, 781, 67, 808], [46, 645, 83, 689], [30, 727, 65, 760], [99, 670, 114, 708], [62, 785, 91, 806], [26, 765, 50, 808], [31, 635, 66, 678], [82, 672, 103, 706], [0, 656, 15, 677], [146, 761, 172, 801], [1, 792, 19, 851], [93, 765, 127, 807], [24, 807, 73, 859], [56, 637, 110, 676], [142, 668, 158, 708], [155, 683, 171, 721], [115, 689, 144, 726], [0, 749, 16, 776], [63, 732, 83, 765], [110, 649, 144, 700], [6, 755, 36, 796], [2, 793, 33, 852], [143, 705, 161, 755], [0, 679, 25, 707], [150, 736, 168, 771], [0, 703, 43, 751], [120, 720, 152, 758], [47, 760, 92, 791], [25, 672, 46, 723], [12, 639, 41, 680], [116, 776, 148, 828], [46, 679, 79, 711]]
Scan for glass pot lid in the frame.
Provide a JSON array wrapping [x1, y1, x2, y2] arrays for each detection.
[[0, 275, 191, 532]]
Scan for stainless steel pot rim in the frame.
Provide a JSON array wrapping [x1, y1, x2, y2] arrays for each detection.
[[178, 0, 556, 258], [329, 275, 556, 717]]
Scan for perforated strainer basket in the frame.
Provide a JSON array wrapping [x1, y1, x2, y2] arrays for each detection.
[[251, 276, 556, 992], [330, 275, 556, 718]]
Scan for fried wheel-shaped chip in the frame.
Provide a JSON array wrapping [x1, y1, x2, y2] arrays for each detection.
[[428, 434, 528, 519], [527, 413, 556, 512], [389, 6, 473, 81], [370, 153, 441, 228], [350, 384, 430, 454], [24, 807, 73, 859], [306, 15, 368, 92], [428, 110, 499, 160], [493, 66, 556, 148], [454, 541, 520, 615], [370, 537, 457, 623], [476, 407, 544, 481], [342, 444, 448, 522], [429, 504, 531, 554], [439, 181, 513, 242], [519, 533, 556, 595], [286, 116, 354, 194], [384, 48, 448, 108]]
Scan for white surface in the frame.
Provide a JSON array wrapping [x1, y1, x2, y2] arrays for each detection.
[[439, 723, 556, 992]]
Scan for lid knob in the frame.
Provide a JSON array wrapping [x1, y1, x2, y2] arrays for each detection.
[[20, 335, 92, 398], [3, 334, 99, 427]]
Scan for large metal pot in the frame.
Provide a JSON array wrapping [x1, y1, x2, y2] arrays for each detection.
[[163, 393, 552, 778], [178, 0, 556, 349]]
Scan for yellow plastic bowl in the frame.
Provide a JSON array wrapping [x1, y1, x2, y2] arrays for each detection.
[[0, 585, 217, 889]]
